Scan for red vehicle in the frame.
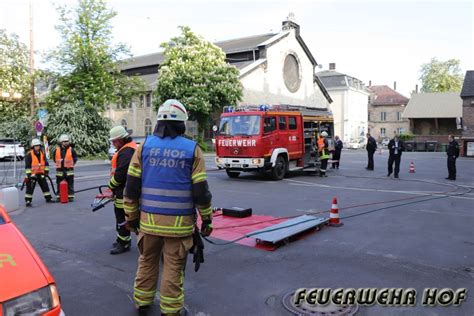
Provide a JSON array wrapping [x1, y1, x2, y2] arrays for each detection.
[[0, 206, 64, 316], [215, 105, 334, 180]]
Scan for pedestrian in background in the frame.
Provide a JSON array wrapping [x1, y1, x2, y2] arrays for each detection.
[[331, 135, 343, 169], [387, 134, 405, 178], [446, 134, 460, 180], [365, 133, 377, 170]]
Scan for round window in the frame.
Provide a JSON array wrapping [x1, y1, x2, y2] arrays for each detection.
[[283, 54, 301, 93]]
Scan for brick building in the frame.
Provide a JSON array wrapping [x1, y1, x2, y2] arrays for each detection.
[[368, 84, 409, 141], [460, 70, 474, 157]]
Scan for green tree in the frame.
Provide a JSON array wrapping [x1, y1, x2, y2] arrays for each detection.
[[46, 0, 144, 111], [45, 103, 111, 157], [0, 29, 31, 121], [154, 26, 242, 133], [419, 58, 464, 93], [0, 117, 35, 148]]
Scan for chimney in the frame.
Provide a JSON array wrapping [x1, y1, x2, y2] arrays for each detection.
[[329, 63, 336, 70], [415, 84, 418, 93], [393, 81, 397, 90], [369, 80, 372, 86]]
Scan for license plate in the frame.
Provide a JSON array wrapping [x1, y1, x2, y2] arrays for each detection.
[[232, 164, 242, 168]]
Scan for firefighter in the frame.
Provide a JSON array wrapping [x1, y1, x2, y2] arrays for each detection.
[[24, 138, 52, 206], [108, 125, 138, 255], [318, 131, 330, 177], [124, 99, 213, 316], [53, 134, 77, 201], [446, 134, 460, 180]]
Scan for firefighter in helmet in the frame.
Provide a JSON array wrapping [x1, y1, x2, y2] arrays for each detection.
[[318, 131, 330, 177], [53, 134, 77, 201], [124, 99, 213, 315], [108, 125, 138, 255], [24, 138, 52, 206]]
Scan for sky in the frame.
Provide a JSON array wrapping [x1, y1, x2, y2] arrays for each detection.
[[0, 0, 473, 97]]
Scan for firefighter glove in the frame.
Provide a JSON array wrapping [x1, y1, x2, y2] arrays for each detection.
[[190, 228, 205, 272], [200, 219, 213, 237], [126, 218, 140, 234]]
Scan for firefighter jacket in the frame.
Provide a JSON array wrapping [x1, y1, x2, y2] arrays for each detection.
[[124, 135, 212, 237], [109, 140, 138, 201], [317, 137, 330, 160], [25, 149, 49, 176], [53, 146, 77, 176], [447, 140, 460, 158]]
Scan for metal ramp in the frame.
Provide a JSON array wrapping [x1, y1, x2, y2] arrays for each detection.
[[250, 215, 329, 245]]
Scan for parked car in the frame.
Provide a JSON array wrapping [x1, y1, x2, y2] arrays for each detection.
[[346, 136, 367, 149], [381, 138, 390, 147], [0, 205, 64, 315], [0, 138, 25, 160]]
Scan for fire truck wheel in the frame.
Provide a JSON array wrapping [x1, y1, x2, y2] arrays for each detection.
[[226, 170, 240, 178], [271, 155, 287, 180]]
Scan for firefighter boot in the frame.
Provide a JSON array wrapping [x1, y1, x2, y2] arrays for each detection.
[[110, 241, 131, 255], [138, 305, 151, 316], [161, 307, 188, 316]]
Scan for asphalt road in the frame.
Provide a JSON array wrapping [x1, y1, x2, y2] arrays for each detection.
[[8, 150, 474, 315]]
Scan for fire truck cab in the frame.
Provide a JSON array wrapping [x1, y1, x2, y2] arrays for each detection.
[[215, 105, 334, 180]]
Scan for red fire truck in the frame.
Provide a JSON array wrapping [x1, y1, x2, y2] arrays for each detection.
[[214, 105, 334, 180]]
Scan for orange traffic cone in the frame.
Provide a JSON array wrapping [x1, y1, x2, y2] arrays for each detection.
[[409, 161, 415, 173], [329, 197, 343, 227]]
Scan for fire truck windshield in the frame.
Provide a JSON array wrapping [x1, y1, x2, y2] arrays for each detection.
[[218, 115, 261, 136]]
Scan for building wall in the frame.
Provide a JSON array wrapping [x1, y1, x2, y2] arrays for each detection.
[[345, 87, 369, 141], [411, 118, 460, 135], [368, 104, 410, 141], [326, 90, 344, 139], [106, 95, 156, 137], [239, 29, 330, 109], [324, 87, 368, 143], [462, 97, 474, 138]]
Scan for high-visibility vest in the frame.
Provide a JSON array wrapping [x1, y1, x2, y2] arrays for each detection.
[[110, 141, 138, 176], [30, 150, 46, 175], [140, 136, 196, 216], [55, 147, 74, 169], [317, 137, 330, 160]]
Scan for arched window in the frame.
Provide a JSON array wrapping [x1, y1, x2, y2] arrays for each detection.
[[145, 118, 152, 136], [121, 119, 127, 130]]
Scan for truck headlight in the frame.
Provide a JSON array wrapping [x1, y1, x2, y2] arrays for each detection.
[[216, 158, 221, 164], [252, 159, 261, 165], [3, 285, 60, 316]]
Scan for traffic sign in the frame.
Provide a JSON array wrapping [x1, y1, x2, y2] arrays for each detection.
[[35, 121, 44, 133]]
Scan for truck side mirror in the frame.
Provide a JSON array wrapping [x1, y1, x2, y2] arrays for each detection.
[[212, 125, 218, 132]]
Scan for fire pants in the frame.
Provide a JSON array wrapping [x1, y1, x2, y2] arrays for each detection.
[[134, 233, 193, 315]]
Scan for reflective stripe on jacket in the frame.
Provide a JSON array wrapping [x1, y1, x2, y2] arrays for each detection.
[[317, 137, 330, 160], [140, 136, 196, 216]]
